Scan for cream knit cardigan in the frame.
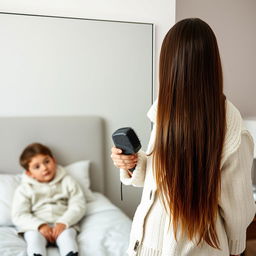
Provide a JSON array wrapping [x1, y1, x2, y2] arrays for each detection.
[[120, 99, 256, 256], [12, 166, 86, 232]]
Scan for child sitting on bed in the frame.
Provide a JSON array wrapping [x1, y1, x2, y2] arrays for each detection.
[[12, 143, 86, 256]]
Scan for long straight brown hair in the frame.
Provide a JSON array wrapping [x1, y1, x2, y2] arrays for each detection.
[[153, 18, 226, 249]]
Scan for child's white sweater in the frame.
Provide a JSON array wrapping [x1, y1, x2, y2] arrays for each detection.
[[12, 166, 86, 232]]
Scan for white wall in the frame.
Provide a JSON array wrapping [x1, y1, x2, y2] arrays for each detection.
[[0, 0, 176, 218], [0, 0, 175, 73], [176, 0, 256, 118]]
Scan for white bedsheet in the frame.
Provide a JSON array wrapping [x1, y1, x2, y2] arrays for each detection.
[[0, 192, 131, 256]]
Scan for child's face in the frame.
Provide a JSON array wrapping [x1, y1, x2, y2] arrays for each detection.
[[26, 154, 57, 182]]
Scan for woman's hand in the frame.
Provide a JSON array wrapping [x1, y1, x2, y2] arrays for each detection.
[[38, 223, 54, 243], [111, 147, 138, 173], [52, 223, 66, 240]]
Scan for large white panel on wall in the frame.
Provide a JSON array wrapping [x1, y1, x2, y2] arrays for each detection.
[[0, 12, 153, 217]]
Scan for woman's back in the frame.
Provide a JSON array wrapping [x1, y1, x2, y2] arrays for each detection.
[[112, 18, 256, 256], [124, 99, 255, 256]]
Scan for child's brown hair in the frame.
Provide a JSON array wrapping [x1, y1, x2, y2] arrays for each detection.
[[20, 143, 54, 170]]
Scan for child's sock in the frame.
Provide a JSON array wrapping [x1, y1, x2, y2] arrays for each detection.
[[65, 252, 78, 256]]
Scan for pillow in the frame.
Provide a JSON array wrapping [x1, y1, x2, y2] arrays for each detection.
[[64, 160, 95, 202], [0, 174, 21, 226], [0, 160, 95, 226]]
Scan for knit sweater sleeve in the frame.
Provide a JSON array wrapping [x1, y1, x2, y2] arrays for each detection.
[[219, 130, 256, 255], [12, 185, 45, 231], [120, 150, 147, 187], [56, 175, 86, 228]]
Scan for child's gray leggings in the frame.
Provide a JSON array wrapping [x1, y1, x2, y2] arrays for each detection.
[[24, 228, 78, 256]]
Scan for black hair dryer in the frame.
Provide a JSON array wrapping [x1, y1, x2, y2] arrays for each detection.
[[112, 127, 141, 172]]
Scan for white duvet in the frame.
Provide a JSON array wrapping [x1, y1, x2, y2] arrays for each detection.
[[0, 193, 131, 256]]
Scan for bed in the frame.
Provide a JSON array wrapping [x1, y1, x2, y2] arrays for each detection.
[[0, 116, 131, 256]]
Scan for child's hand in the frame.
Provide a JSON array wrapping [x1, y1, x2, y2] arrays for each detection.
[[38, 224, 54, 243], [52, 223, 66, 240]]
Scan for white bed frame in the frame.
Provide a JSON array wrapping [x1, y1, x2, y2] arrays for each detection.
[[0, 116, 104, 194]]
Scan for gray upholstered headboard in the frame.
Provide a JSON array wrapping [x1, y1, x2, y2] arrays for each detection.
[[0, 116, 104, 194]]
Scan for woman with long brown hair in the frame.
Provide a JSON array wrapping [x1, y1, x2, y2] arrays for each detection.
[[111, 18, 256, 256]]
